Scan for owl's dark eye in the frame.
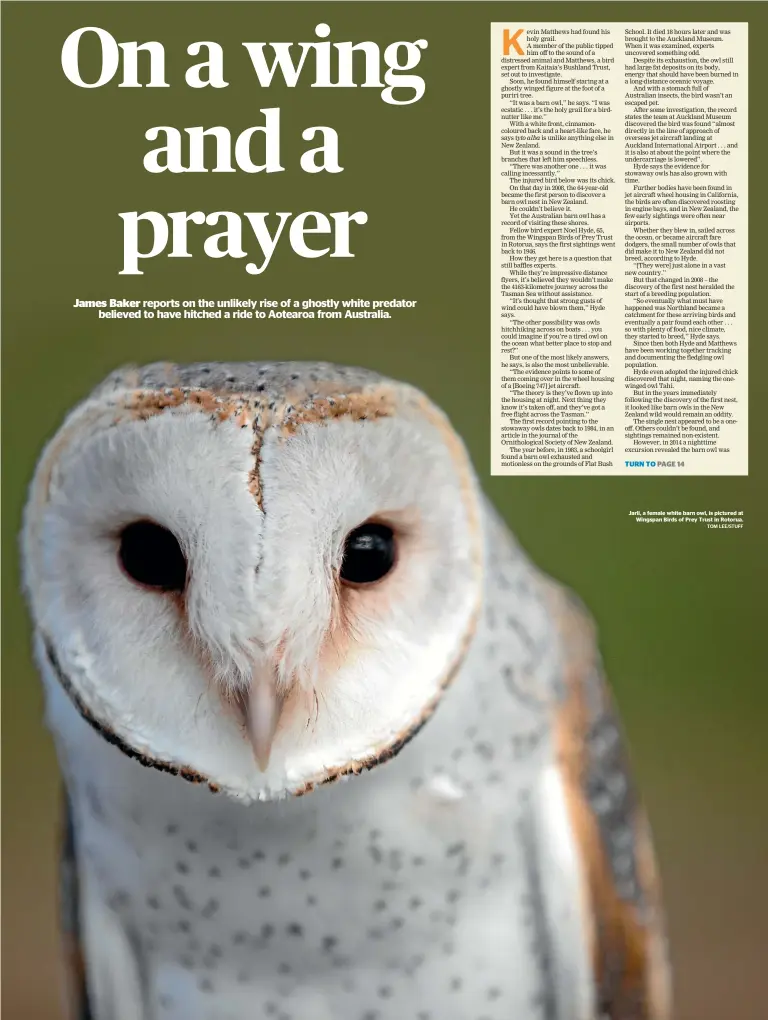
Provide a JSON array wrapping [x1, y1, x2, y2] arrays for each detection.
[[118, 521, 187, 592], [340, 522, 396, 586]]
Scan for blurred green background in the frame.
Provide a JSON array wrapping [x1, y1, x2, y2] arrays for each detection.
[[3, 3, 766, 1018]]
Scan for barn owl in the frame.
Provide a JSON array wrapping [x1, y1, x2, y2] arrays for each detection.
[[22, 361, 671, 1020]]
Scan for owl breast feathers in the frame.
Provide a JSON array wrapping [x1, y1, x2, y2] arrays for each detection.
[[23, 362, 671, 1020]]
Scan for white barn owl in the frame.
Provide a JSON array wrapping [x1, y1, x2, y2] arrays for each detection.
[[22, 362, 671, 1020]]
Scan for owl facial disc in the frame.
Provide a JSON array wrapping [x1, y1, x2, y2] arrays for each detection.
[[23, 362, 483, 801]]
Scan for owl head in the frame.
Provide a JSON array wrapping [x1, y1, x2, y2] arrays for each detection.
[[22, 362, 483, 800]]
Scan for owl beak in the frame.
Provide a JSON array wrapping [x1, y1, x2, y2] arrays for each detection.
[[245, 666, 284, 772]]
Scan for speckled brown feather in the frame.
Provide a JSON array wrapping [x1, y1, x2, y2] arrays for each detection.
[[91, 361, 399, 511], [544, 579, 672, 1020]]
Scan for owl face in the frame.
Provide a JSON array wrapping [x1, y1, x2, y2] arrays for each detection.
[[23, 363, 483, 800]]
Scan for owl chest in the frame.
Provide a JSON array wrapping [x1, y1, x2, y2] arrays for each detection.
[[74, 760, 544, 1019]]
